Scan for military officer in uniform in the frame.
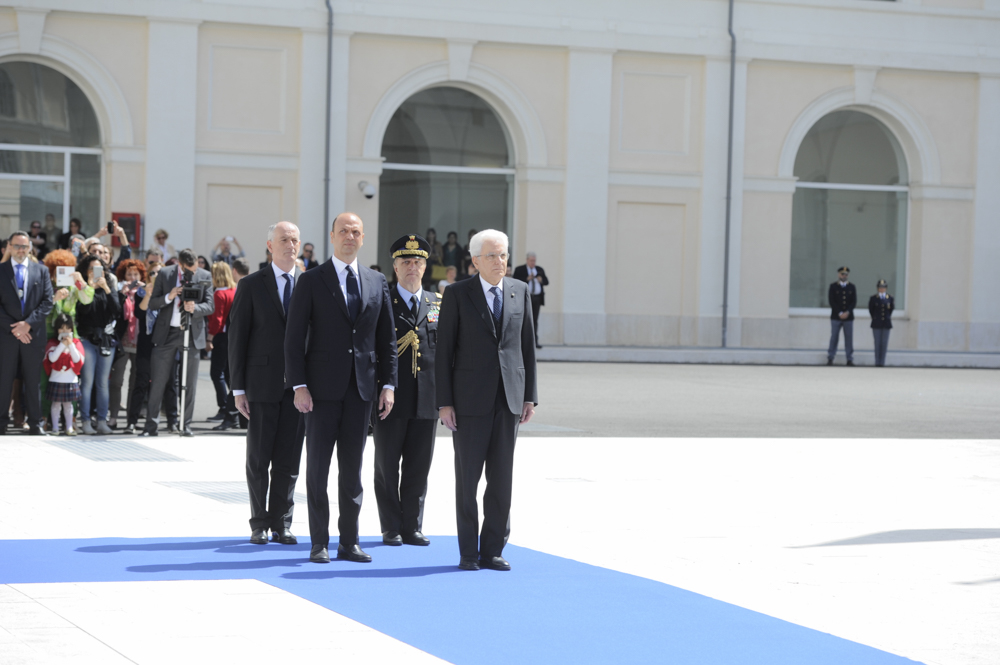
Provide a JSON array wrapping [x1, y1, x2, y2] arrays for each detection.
[[868, 279, 894, 367], [374, 235, 440, 547], [827, 266, 857, 366]]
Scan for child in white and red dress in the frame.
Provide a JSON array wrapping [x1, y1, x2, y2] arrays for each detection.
[[44, 313, 85, 436]]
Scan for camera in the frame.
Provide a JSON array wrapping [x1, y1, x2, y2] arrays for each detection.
[[180, 270, 209, 303], [358, 180, 376, 199]]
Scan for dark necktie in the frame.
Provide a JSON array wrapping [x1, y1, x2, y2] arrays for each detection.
[[14, 264, 25, 313], [410, 295, 419, 320], [282, 273, 292, 318], [489, 286, 501, 323], [345, 266, 361, 322]]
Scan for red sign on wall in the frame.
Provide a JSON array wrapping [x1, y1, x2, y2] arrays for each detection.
[[111, 213, 141, 248]]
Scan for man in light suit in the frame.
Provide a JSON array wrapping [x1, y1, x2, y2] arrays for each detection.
[[513, 252, 548, 349], [285, 212, 398, 564], [0, 231, 54, 435], [436, 229, 537, 571], [229, 222, 306, 546], [142, 248, 214, 437]]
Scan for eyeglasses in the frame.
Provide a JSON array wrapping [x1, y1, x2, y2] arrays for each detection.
[[475, 252, 509, 263], [9, 243, 30, 250]]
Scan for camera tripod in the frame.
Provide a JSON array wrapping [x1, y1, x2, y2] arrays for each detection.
[[177, 307, 193, 437]]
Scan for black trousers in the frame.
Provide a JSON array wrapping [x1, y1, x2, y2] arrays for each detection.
[[0, 336, 44, 429], [305, 379, 372, 549], [453, 378, 519, 558], [246, 388, 305, 531], [209, 331, 230, 409], [529, 293, 542, 340], [373, 416, 437, 534], [126, 352, 151, 426], [145, 328, 199, 432]]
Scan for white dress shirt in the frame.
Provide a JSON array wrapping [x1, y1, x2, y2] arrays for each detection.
[[331, 255, 361, 301], [162, 267, 184, 327], [526, 266, 541, 295], [11, 255, 30, 301], [480, 274, 503, 301]]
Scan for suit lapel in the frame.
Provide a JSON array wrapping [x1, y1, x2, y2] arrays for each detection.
[[500, 277, 516, 339], [3, 262, 16, 303], [262, 265, 285, 321], [468, 279, 497, 338], [415, 293, 429, 325], [357, 265, 373, 316], [318, 259, 350, 319]]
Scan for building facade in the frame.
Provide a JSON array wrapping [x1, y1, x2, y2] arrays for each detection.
[[0, 0, 997, 351]]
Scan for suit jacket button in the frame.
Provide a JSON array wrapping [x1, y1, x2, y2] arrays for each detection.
[[353, 329, 357, 333], [348, 349, 353, 354], [417, 352, 421, 357], [417, 367, 421, 371]]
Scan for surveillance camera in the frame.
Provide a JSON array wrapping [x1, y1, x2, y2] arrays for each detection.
[[358, 181, 376, 199]]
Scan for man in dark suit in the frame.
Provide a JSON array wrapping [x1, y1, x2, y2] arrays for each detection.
[[299, 243, 319, 270], [142, 248, 214, 437], [285, 212, 397, 564], [513, 252, 548, 349], [229, 222, 306, 546], [436, 229, 537, 572], [374, 235, 440, 548], [0, 231, 54, 435], [827, 266, 857, 367]]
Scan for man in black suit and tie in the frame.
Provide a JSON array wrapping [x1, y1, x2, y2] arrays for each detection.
[[299, 243, 319, 270], [512, 252, 548, 349], [0, 231, 54, 435], [827, 266, 857, 367], [436, 229, 537, 572], [142, 248, 214, 437], [285, 212, 398, 564], [229, 221, 306, 546], [374, 234, 440, 548]]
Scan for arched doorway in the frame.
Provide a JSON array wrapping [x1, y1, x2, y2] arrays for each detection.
[[0, 61, 102, 247], [378, 86, 514, 284], [789, 110, 909, 309]]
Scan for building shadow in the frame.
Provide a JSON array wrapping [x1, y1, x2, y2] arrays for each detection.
[[792, 528, 1000, 548]]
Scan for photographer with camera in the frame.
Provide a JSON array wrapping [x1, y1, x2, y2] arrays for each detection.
[[141, 248, 214, 437]]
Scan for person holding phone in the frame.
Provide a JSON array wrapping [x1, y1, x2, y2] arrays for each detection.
[[108, 259, 147, 429], [211, 235, 245, 268], [74, 254, 121, 435], [44, 313, 85, 435]]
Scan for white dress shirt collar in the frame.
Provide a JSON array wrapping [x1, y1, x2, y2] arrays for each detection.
[[271, 261, 296, 283], [396, 283, 422, 303], [331, 254, 359, 278], [11, 255, 30, 269], [479, 274, 503, 300]]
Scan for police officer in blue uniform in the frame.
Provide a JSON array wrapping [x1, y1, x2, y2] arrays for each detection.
[[868, 279, 894, 367], [373, 235, 440, 547], [827, 266, 857, 366]]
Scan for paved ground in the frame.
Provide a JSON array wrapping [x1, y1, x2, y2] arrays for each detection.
[[0, 361, 997, 664], [529, 362, 1000, 438]]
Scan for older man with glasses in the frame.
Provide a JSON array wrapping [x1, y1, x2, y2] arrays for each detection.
[[0, 231, 54, 435]]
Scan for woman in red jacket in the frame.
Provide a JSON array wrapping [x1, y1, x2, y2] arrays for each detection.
[[207, 262, 237, 422], [44, 313, 85, 435]]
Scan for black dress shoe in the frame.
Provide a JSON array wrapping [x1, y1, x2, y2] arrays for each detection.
[[27, 426, 48, 436], [458, 556, 480, 571], [826, 358, 834, 366], [272, 528, 297, 545], [167, 423, 179, 433], [536, 344, 543, 349], [846, 360, 855, 367], [382, 531, 402, 546], [212, 417, 237, 431], [206, 409, 227, 422], [401, 531, 430, 546], [336, 544, 372, 563], [310, 545, 330, 563], [479, 555, 511, 571], [141, 429, 158, 437], [250, 528, 268, 545], [180, 428, 194, 437]]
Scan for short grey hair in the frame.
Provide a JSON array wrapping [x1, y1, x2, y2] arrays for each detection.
[[267, 221, 300, 242], [469, 229, 508, 258], [526, 252, 536, 259]]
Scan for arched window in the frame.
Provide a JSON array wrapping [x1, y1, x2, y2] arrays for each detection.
[[789, 110, 908, 309], [379, 87, 514, 280], [0, 62, 102, 245]]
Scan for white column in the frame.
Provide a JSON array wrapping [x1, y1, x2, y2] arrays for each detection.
[[970, 74, 1000, 351], [144, 19, 199, 250], [297, 28, 327, 250], [697, 56, 747, 347], [329, 31, 351, 230], [561, 49, 613, 345]]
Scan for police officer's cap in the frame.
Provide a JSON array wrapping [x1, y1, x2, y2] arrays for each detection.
[[837, 266, 850, 274], [876, 279, 887, 288], [390, 234, 430, 260]]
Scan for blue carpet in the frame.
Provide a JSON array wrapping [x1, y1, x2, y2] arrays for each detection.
[[0, 537, 922, 665]]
